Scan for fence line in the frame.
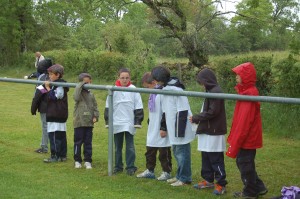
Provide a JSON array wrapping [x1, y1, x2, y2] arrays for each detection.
[[1, 77, 300, 176]]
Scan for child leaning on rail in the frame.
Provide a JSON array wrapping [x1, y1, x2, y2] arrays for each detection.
[[104, 68, 144, 176], [43, 64, 69, 163], [136, 72, 172, 181], [189, 68, 227, 195], [73, 73, 99, 169], [226, 62, 268, 198]]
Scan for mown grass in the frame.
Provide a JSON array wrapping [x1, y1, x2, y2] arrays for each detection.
[[0, 69, 299, 199]]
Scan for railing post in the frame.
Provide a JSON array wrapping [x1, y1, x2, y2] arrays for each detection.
[[108, 89, 114, 176]]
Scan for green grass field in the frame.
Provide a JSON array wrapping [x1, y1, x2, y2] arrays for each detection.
[[0, 70, 299, 199]]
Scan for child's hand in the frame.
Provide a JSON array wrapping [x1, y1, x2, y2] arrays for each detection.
[[93, 117, 97, 123], [160, 130, 167, 138], [189, 116, 193, 123]]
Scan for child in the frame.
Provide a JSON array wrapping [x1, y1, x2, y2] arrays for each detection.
[[43, 64, 69, 163], [189, 68, 227, 195], [73, 73, 99, 169], [31, 59, 53, 153], [226, 62, 268, 198], [151, 65, 195, 186], [136, 72, 172, 180], [104, 68, 144, 176]]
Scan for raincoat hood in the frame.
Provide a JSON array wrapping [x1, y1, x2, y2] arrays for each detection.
[[197, 68, 218, 91], [115, 80, 131, 87], [232, 62, 257, 93], [167, 77, 185, 89]]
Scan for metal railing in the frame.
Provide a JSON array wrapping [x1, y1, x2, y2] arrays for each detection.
[[1, 77, 300, 176]]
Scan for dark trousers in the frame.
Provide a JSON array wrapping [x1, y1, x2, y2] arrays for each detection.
[[48, 131, 67, 158], [236, 149, 266, 197], [145, 146, 172, 173], [74, 127, 93, 163], [114, 132, 136, 171], [201, 151, 227, 187]]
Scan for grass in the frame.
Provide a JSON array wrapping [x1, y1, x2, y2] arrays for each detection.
[[0, 69, 299, 199]]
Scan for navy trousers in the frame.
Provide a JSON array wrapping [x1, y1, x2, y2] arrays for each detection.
[[48, 131, 67, 158], [74, 127, 93, 163]]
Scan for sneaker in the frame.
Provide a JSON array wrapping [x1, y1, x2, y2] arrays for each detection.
[[84, 162, 92, 169], [75, 161, 82, 169], [171, 180, 186, 186], [126, 169, 137, 176], [213, 184, 226, 195], [233, 192, 257, 199], [167, 177, 178, 183], [60, 157, 67, 162], [157, 172, 171, 181], [136, 169, 155, 179], [35, 148, 48, 153], [43, 156, 58, 163], [258, 189, 268, 196], [193, 180, 215, 189], [113, 168, 123, 175]]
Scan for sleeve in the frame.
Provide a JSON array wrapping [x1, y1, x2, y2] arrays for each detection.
[[134, 92, 143, 110], [192, 99, 222, 123], [175, 96, 189, 137], [73, 82, 85, 102], [226, 101, 257, 158], [134, 109, 144, 125], [31, 90, 42, 115], [55, 87, 64, 99]]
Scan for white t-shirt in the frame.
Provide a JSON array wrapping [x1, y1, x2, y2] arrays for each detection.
[[197, 134, 226, 152], [161, 86, 195, 145], [147, 94, 171, 147], [105, 85, 143, 135]]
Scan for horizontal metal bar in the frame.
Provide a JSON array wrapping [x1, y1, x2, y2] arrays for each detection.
[[1, 77, 300, 104]]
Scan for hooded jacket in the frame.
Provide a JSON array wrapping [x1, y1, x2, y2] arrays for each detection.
[[191, 68, 227, 135], [226, 62, 263, 158]]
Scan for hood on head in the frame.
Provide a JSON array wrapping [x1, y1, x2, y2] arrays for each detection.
[[167, 77, 185, 89], [197, 68, 218, 90], [232, 62, 256, 85]]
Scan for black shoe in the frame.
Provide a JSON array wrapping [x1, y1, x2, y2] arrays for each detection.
[[43, 156, 58, 163], [35, 148, 48, 153], [60, 157, 67, 162], [258, 189, 268, 196], [113, 168, 123, 175], [126, 169, 137, 176], [233, 192, 257, 199]]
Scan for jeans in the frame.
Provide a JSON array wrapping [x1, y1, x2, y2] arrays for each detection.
[[74, 127, 93, 163], [145, 146, 172, 173], [236, 149, 267, 197], [201, 152, 227, 186], [173, 143, 192, 183], [114, 132, 137, 171], [40, 113, 48, 150]]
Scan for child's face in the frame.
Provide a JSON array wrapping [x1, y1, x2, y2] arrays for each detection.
[[48, 72, 60, 81], [236, 75, 242, 84], [119, 72, 130, 87], [82, 77, 92, 84], [143, 81, 156, 89]]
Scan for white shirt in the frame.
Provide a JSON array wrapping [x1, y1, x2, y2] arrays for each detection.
[[161, 86, 195, 145], [35, 55, 45, 68], [197, 134, 226, 152], [105, 85, 143, 135], [147, 94, 171, 147]]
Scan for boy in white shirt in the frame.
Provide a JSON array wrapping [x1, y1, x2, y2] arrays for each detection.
[[104, 68, 144, 176], [151, 66, 195, 186], [136, 72, 172, 181]]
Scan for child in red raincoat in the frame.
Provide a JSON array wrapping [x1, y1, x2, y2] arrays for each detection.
[[226, 62, 268, 198]]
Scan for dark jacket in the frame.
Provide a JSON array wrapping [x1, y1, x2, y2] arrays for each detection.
[[191, 68, 227, 136], [46, 79, 69, 123], [31, 74, 49, 115]]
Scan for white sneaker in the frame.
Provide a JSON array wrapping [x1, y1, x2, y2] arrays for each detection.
[[167, 177, 177, 183], [136, 169, 155, 179], [157, 172, 171, 181], [171, 180, 186, 186], [74, 161, 82, 169], [84, 162, 92, 169]]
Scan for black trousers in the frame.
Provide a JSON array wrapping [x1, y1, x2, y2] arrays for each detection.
[[145, 146, 172, 173], [74, 127, 93, 163], [236, 149, 267, 197], [48, 131, 67, 158], [201, 151, 227, 186]]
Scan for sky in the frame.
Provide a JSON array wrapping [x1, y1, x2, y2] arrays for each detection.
[[216, 0, 241, 18]]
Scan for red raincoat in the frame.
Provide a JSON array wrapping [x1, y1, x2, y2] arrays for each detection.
[[226, 62, 263, 158]]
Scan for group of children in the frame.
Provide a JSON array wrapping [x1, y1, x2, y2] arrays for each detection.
[[31, 61, 267, 198]]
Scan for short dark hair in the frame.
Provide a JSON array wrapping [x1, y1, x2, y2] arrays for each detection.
[[141, 72, 153, 84], [118, 68, 130, 76], [47, 64, 64, 78], [151, 65, 170, 86]]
